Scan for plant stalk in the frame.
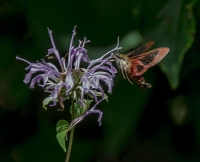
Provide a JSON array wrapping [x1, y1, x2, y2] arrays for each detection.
[[65, 98, 75, 162]]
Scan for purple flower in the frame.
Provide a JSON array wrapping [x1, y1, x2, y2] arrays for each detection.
[[17, 26, 121, 125]]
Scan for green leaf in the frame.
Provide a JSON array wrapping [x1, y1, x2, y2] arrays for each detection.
[[85, 99, 93, 109], [70, 99, 93, 118], [144, 0, 196, 89], [42, 96, 53, 110], [56, 120, 69, 152]]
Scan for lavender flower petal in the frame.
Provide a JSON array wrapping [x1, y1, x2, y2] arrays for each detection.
[[65, 72, 74, 95], [90, 90, 98, 102], [47, 28, 63, 71], [30, 74, 44, 88], [67, 26, 77, 70], [81, 76, 90, 93]]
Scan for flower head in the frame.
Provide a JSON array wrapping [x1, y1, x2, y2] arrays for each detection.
[[17, 26, 121, 126]]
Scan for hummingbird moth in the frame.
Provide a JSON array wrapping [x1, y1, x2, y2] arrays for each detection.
[[114, 41, 169, 91]]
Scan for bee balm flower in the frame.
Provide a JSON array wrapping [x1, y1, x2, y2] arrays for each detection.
[[17, 26, 121, 126]]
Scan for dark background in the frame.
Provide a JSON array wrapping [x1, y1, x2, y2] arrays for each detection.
[[0, 0, 200, 161]]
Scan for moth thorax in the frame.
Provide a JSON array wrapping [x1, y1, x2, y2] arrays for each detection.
[[114, 54, 130, 71], [122, 59, 131, 71]]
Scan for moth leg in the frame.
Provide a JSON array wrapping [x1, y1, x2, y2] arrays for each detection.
[[140, 82, 152, 91], [125, 71, 133, 84], [120, 64, 127, 80], [117, 65, 122, 76], [140, 77, 152, 91]]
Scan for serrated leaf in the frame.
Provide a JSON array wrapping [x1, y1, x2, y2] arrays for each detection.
[[42, 96, 53, 110], [56, 120, 69, 152], [145, 0, 196, 89]]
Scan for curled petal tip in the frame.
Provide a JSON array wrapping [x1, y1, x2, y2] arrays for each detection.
[[47, 28, 52, 33], [57, 108, 64, 111], [104, 96, 108, 99]]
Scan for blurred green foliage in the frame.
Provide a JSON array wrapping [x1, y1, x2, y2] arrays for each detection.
[[1, 0, 200, 161]]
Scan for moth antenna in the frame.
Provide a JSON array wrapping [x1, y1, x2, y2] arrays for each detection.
[[117, 65, 121, 74]]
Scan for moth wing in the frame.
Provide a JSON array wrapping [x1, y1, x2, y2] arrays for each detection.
[[122, 41, 154, 57], [130, 47, 169, 76]]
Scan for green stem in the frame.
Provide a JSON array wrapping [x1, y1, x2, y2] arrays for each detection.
[[65, 98, 75, 162]]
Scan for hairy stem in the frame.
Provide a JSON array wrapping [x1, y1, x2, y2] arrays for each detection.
[[65, 98, 75, 162]]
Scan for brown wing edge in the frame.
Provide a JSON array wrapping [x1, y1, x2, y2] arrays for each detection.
[[127, 41, 155, 57]]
